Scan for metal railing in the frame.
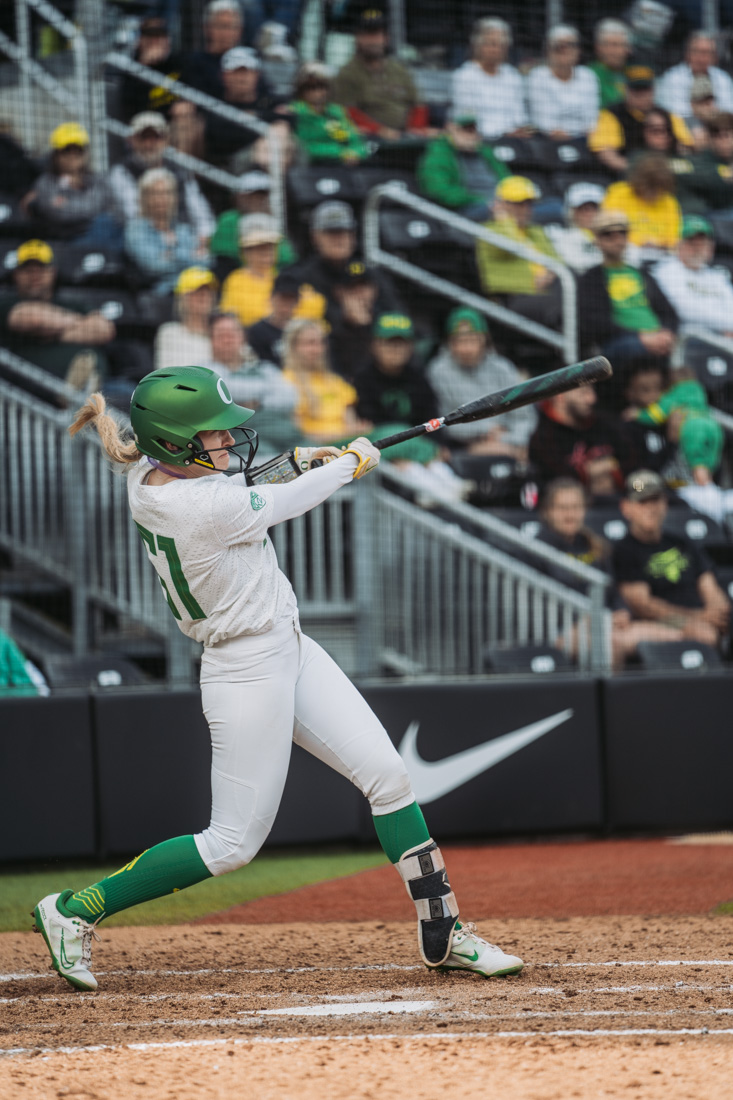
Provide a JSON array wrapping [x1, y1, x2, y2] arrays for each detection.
[[376, 465, 612, 675], [103, 52, 285, 230], [364, 183, 578, 364]]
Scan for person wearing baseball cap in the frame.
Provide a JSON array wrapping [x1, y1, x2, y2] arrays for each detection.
[[290, 61, 369, 164], [118, 15, 185, 120], [353, 312, 437, 435], [416, 112, 509, 222], [477, 176, 562, 331], [220, 214, 322, 328], [653, 214, 733, 334], [204, 43, 285, 166], [108, 112, 215, 244], [330, 9, 428, 140], [0, 238, 116, 390], [154, 268, 219, 370], [544, 182, 607, 274], [578, 207, 677, 386], [615, 467, 730, 647], [32, 121, 122, 250], [426, 307, 536, 459], [588, 19, 632, 109], [589, 64, 693, 176], [210, 169, 297, 272]]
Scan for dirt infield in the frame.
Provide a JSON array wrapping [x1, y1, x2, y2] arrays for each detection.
[[2, 839, 733, 1099], [198, 838, 733, 923]]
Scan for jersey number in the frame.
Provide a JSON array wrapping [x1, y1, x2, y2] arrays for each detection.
[[134, 523, 207, 621]]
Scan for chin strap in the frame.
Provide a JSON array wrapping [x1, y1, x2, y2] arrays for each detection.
[[146, 457, 189, 479]]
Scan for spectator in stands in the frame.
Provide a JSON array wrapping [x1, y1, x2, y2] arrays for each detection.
[[676, 112, 733, 216], [653, 215, 733, 336], [28, 123, 121, 252], [528, 383, 631, 498], [118, 15, 185, 123], [588, 18, 632, 109], [329, 261, 380, 380], [282, 319, 371, 444], [602, 153, 682, 256], [124, 168, 208, 295], [0, 239, 115, 391], [246, 270, 299, 367], [450, 18, 529, 142], [220, 213, 321, 328], [290, 62, 370, 164], [589, 66, 693, 176], [354, 312, 435, 427], [331, 9, 428, 140], [206, 311, 298, 452], [578, 209, 677, 380], [537, 477, 682, 667], [0, 127, 39, 200], [475, 176, 562, 331], [614, 468, 730, 647], [204, 47, 290, 171], [545, 182, 608, 274], [657, 32, 733, 121], [427, 308, 536, 460], [687, 75, 719, 150], [526, 25, 600, 140], [416, 113, 509, 222], [287, 201, 398, 323], [181, 0, 245, 99], [209, 170, 297, 279], [154, 267, 217, 369], [623, 360, 723, 488], [109, 112, 215, 247]]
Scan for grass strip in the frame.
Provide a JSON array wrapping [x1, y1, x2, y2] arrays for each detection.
[[0, 848, 388, 932]]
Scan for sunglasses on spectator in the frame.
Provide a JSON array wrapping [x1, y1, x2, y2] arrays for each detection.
[[598, 228, 628, 238], [458, 122, 478, 132]]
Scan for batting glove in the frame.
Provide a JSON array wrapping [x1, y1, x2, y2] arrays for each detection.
[[293, 445, 341, 473], [341, 437, 380, 479]]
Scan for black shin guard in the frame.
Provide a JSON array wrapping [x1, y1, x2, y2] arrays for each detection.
[[396, 840, 459, 966]]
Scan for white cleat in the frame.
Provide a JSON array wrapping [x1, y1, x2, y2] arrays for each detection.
[[32, 892, 100, 991], [435, 921, 524, 978]]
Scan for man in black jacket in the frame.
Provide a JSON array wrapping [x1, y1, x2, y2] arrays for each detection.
[[578, 209, 677, 405]]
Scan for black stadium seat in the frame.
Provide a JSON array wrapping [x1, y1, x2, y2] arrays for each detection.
[[286, 165, 363, 210], [42, 654, 147, 691], [483, 643, 574, 674], [635, 641, 723, 672], [55, 244, 126, 288]]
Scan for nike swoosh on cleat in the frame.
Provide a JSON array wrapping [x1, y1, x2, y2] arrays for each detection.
[[59, 930, 74, 970], [397, 709, 574, 803], [452, 948, 480, 962]]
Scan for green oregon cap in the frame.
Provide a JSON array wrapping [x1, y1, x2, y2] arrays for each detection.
[[681, 215, 713, 239], [446, 307, 488, 335], [373, 313, 414, 339]]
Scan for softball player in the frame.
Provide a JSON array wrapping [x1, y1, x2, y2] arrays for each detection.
[[33, 366, 523, 991]]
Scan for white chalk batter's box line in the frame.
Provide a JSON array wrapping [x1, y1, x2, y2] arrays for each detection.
[[3, 959, 733, 984], [4, 1027, 733, 1059], [4, 981, 732, 1006]]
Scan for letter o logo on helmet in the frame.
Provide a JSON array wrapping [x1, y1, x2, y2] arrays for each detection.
[[217, 377, 233, 404]]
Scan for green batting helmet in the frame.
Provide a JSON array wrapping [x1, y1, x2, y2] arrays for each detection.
[[130, 365, 256, 469]]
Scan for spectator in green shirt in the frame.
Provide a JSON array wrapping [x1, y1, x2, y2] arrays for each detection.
[[588, 18, 632, 109], [0, 628, 39, 697], [290, 62, 370, 165], [416, 114, 509, 222]]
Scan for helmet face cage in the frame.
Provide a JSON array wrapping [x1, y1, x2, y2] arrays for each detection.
[[191, 424, 260, 474]]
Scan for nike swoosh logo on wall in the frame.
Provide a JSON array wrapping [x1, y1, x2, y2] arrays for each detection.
[[397, 709, 574, 804]]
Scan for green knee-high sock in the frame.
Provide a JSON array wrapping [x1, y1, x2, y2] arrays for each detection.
[[372, 801, 431, 864], [59, 835, 212, 922]]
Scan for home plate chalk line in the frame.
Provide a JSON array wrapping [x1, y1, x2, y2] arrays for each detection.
[[2, 960, 733, 984], [4, 1028, 733, 1059]]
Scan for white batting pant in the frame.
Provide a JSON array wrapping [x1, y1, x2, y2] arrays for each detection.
[[194, 619, 414, 876]]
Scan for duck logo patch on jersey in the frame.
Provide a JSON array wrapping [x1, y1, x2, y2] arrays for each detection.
[[250, 490, 267, 511]]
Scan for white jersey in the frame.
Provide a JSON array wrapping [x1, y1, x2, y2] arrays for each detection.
[[127, 459, 298, 649]]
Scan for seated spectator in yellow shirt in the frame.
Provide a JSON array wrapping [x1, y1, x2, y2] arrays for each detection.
[[476, 175, 563, 330], [602, 153, 682, 257], [220, 214, 324, 327], [588, 65, 692, 176], [281, 319, 372, 444]]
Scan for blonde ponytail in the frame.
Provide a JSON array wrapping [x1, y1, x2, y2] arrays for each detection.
[[68, 392, 142, 466]]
